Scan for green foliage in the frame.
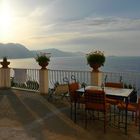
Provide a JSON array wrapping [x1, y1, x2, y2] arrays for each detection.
[[26, 80, 39, 90], [3, 56, 7, 61], [124, 83, 137, 103], [81, 82, 87, 88], [124, 83, 134, 89], [11, 77, 39, 90], [86, 50, 105, 66], [35, 52, 50, 63]]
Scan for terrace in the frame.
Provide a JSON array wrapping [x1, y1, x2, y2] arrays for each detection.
[[0, 67, 140, 139], [0, 88, 140, 140]]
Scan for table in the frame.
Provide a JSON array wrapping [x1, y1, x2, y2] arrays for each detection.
[[76, 86, 133, 134]]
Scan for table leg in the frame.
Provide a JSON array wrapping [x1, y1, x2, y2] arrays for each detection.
[[125, 97, 128, 135], [74, 102, 77, 123]]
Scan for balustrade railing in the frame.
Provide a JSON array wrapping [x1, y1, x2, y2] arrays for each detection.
[[11, 68, 39, 91], [103, 71, 140, 92], [48, 69, 91, 88], [10, 68, 140, 96]]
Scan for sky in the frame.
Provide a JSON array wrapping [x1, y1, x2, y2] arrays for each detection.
[[0, 0, 140, 56]]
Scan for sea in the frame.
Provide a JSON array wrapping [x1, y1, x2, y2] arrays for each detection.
[[8, 56, 140, 73]]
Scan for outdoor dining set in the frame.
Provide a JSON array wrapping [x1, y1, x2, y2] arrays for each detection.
[[48, 75, 140, 135]]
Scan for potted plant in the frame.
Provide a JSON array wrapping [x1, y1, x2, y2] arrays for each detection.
[[0, 56, 10, 68], [35, 52, 51, 69], [86, 50, 105, 72]]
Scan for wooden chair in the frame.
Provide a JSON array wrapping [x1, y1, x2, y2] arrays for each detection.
[[105, 82, 123, 88], [85, 89, 110, 133], [68, 82, 85, 123], [48, 83, 69, 101], [117, 98, 140, 133], [54, 84, 69, 99], [105, 82, 123, 122]]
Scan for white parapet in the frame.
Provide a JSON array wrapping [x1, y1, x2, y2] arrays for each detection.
[[39, 69, 48, 94], [91, 71, 102, 86], [0, 68, 11, 88]]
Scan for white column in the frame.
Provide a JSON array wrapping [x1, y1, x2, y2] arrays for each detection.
[[91, 71, 102, 86], [39, 69, 49, 94], [0, 68, 11, 88]]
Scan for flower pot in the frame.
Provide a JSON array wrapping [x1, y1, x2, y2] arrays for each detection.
[[39, 62, 49, 69], [89, 63, 101, 72], [0, 61, 10, 68]]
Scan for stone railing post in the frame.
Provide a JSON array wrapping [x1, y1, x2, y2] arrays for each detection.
[[39, 69, 49, 94], [91, 71, 103, 86], [0, 68, 11, 88]]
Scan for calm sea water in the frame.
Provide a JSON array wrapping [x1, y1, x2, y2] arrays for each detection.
[[8, 56, 140, 72]]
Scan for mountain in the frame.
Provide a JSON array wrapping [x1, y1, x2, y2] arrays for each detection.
[[0, 43, 33, 59], [32, 48, 85, 57], [0, 43, 85, 59]]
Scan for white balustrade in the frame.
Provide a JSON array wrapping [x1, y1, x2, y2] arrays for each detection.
[[2, 68, 138, 97]]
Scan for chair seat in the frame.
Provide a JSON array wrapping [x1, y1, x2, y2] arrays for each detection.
[[69, 82, 83, 123], [118, 98, 140, 134], [85, 89, 111, 133], [86, 103, 110, 111], [106, 98, 119, 105], [105, 82, 124, 124], [77, 96, 85, 104], [117, 102, 137, 112]]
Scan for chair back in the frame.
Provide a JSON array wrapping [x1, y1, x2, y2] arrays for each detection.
[[130, 90, 137, 103], [68, 82, 80, 101], [138, 98, 140, 114], [85, 89, 106, 111], [69, 82, 79, 92], [105, 82, 124, 100], [54, 84, 69, 96], [105, 82, 123, 88]]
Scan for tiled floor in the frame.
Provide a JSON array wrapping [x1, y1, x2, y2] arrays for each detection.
[[0, 89, 139, 140]]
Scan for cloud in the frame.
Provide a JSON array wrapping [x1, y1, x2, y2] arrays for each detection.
[[28, 16, 140, 41], [25, 16, 140, 56], [5, 0, 139, 56]]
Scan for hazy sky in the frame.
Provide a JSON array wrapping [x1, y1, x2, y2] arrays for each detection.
[[0, 0, 140, 56]]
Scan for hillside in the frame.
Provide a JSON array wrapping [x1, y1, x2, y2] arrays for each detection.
[[32, 48, 84, 57], [0, 43, 33, 59], [0, 43, 84, 59]]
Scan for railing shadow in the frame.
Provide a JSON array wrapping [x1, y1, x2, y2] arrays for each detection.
[[4, 89, 43, 139], [22, 95, 77, 137], [2, 89, 87, 139]]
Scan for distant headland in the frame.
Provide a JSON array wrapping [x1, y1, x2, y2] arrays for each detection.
[[0, 43, 84, 59]]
